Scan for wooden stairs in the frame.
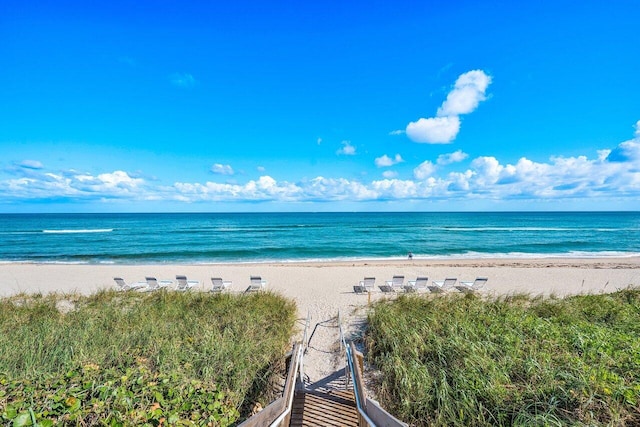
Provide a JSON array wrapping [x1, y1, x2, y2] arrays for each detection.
[[237, 314, 406, 427]]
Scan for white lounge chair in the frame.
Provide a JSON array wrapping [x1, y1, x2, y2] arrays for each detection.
[[404, 276, 428, 293], [210, 277, 232, 293], [354, 277, 375, 294], [175, 275, 199, 291], [428, 277, 457, 293], [245, 275, 266, 293], [144, 276, 172, 292], [113, 277, 147, 291], [455, 277, 488, 293], [380, 275, 404, 293]]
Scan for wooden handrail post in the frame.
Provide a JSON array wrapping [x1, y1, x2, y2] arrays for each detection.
[[349, 342, 367, 410]]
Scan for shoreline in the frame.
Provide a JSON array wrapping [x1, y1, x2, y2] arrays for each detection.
[[3, 254, 640, 266], [3, 251, 640, 266]]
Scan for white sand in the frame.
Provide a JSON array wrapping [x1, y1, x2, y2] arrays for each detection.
[[2, 258, 639, 383]]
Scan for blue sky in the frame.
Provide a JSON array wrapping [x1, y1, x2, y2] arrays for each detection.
[[1, 0, 639, 212]]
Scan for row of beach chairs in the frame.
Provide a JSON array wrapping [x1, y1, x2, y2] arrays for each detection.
[[113, 275, 267, 293], [354, 275, 487, 294]]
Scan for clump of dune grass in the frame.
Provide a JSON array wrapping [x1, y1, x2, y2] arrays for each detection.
[[366, 289, 640, 426], [0, 290, 296, 426]]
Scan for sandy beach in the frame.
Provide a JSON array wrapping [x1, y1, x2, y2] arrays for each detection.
[[2, 257, 639, 303], [2, 258, 639, 382]]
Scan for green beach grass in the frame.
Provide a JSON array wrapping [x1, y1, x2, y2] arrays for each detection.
[[0, 290, 296, 426], [366, 289, 640, 426]]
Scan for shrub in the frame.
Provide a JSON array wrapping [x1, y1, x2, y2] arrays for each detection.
[[366, 289, 640, 426], [0, 290, 296, 426]]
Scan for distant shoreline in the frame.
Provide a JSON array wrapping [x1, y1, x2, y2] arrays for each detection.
[[3, 252, 640, 266]]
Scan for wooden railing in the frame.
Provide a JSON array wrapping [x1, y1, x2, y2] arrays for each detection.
[[346, 340, 408, 427], [237, 342, 303, 427]]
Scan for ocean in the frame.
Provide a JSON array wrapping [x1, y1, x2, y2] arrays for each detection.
[[0, 212, 639, 264]]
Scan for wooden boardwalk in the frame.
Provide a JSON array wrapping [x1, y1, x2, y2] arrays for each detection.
[[237, 320, 407, 427], [289, 389, 359, 427]]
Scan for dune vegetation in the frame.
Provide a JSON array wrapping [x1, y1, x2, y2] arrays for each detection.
[[0, 290, 296, 426], [4, 286, 639, 426], [366, 288, 640, 426]]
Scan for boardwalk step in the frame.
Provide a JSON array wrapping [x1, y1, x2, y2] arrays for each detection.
[[289, 389, 359, 427]]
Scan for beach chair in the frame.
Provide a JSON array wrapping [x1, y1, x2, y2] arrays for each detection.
[[379, 275, 404, 293], [245, 275, 266, 293], [113, 277, 147, 291], [455, 277, 488, 293], [404, 276, 428, 293], [428, 277, 457, 293], [144, 277, 172, 292], [175, 275, 199, 291], [210, 277, 232, 293], [354, 277, 375, 294]]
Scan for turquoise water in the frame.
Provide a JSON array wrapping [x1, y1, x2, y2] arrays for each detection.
[[0, 212, 639, 264]]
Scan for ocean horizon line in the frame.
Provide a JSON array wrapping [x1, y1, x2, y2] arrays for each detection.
[[2, 210, 640, 215]]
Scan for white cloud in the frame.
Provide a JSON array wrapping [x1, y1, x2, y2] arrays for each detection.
[[413, 161, 436, 180], [446, 170, 473, 192], [173, 175, 378, 203], [437, 150, 468, 165], [97, 171, 143, 189], [470, 156, 505, 186], [170, 73, 197, 88], [388, 130, 405, 135], [317, 137, 322, 145], [437, 70, 492, 116], [371, 178, 419, 199], [0, 169, 146, 201], [375, 154, 404, 167], [3, 121, 640, 206], [0, 151, 637, 205], [406, 69, 491, 144], [257, 166, 266, 172], [608, 141, 640, 163], [305, 177, 375, 200], [211, 164, 235, 175], [607, 121, 640, 164], [406, 116, 460, 144], [337, 141, 356, 155], [18, 160, 43, 169]]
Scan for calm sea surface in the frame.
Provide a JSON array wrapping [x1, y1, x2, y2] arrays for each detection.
[[0, 212, 639, 264]]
